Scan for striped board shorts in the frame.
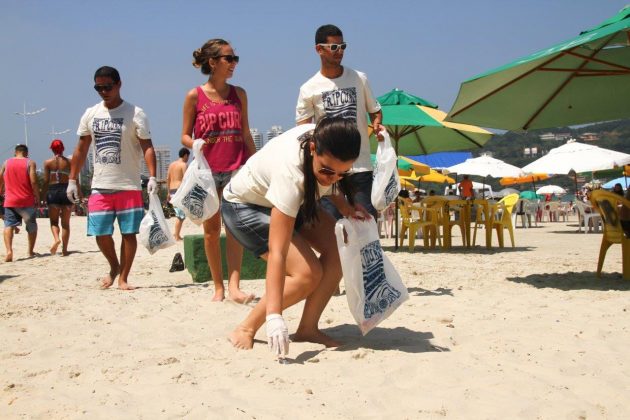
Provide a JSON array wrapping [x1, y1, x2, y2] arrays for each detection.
[[87, 190, 144, 236]]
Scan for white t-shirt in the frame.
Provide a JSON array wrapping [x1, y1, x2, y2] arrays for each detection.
[[223, 124, 332, 218], [296, 67, 381, 173], [77, 101, 151, 190]]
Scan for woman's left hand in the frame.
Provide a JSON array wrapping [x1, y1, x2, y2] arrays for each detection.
[[348, 203, 371, 220]]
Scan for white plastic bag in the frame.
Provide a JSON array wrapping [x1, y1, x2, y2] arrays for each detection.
[[334, 218, 409, 335], [170, 141, 219, 225], [371, 130, 400, 211], [139, 193, 176, 254]]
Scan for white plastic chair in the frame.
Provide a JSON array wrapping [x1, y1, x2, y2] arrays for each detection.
[[512, 199, 538, 228], [574, 201, 602, 233]]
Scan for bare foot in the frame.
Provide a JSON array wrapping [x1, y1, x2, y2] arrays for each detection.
[[5, 253, 13, 262], [228, 289, 256, 304], [211, 291, 225, 302], [174, 235, 183, 241], [228, 325, 256, 349], [13, 227, 20, 234], [293, 329, 341, 348], [61, 250, 70, 256], [50, 240, 61, 255], [118, 282, 136, 291], [99, 269, 119, 290]]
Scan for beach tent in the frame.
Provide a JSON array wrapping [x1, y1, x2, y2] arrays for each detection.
[[602, 176, 630, 189], [405, 151, 472, 169], [447, 5, 630, 130]]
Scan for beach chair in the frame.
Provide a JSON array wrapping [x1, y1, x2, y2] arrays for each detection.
[[574, 201, 602, 233], [512, 199, 538, 228], [472, 198, 492, 248], [590, 190, 630, 280], [398, 199, 437, 251], [489, 193, 519, 248]]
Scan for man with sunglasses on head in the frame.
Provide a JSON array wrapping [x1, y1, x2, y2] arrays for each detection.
[[296, 24, 383, 220], [67, 66, 157, 291]]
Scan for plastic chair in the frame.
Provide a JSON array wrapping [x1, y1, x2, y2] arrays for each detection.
[[489, 193, 519, 248], [590, 190, 630, 280], [512, 199, 538, 228], [574, 201, 602, 233], [471, 199, 492, 248], [398, 199, 437, 251]]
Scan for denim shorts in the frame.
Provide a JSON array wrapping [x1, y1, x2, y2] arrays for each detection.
[[213, 169, 240, 190], [221, 200, 304, 258], [320, 171, 377, 220], [4, 207, 38, 233]]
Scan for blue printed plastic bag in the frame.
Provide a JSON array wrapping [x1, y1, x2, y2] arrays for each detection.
[[335, 218, 409, 335]]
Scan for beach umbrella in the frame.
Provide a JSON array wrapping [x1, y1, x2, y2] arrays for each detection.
[[522, 140, 630, 192], [602, 176, 630, 189], [377, 88, 438, 108], [446, 5, 630, 130], [520, 191, 542, 200], [370, 89, 493, 155], [497, 187, 520, 197], [500, 173, 550, 186], [536, 185, 567, 195], [448, 154, 523, 178], [417, 169, 455, 184]]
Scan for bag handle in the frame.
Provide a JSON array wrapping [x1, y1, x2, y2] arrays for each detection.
[[335, 218, 356, 248], [192, 140, 211, 171]]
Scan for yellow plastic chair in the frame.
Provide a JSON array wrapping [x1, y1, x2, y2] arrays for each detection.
[[471, 198, 492, 249], [419, 197, 448, 249], [590, 190, 630, 280], [398, 199, 437, 251], [490, 193, 519, 248]]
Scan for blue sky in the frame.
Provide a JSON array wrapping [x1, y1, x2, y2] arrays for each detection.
[[1, 0, 628, 164]]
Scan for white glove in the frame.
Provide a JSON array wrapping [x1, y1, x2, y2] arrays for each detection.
[[147, 176, 158, 194], [66, 179, 79, 203], [266, 314, 289, 357]]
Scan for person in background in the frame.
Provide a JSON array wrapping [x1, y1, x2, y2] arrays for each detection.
[[458, 175, 474, 199], [181, 38, 257, 303], [166, 147, 190, 241], [42, 139, 74, 256], [222, 118, 368, 355], [0, 144, 39, 262], [67, 66, 157, 290], [612, 183, 624, 197], [296, 24, 383, 220], [620, 187, 630, 238]]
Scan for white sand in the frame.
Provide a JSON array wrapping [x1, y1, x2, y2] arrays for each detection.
[[1, 215, 628, 419]]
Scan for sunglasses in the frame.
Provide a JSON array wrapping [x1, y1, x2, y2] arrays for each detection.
[[317, 166, 351, 178], [216, 54, 240, 63], [93, 84, 115, 93], [318, 42, 347, 52]]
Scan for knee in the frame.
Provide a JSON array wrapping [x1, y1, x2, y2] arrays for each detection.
[[294, 263, 323, 296]]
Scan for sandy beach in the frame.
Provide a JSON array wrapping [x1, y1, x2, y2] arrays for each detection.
[[1, 214, 628, 419]]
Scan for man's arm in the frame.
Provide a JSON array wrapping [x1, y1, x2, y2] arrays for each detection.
[[28, 160, 40, 205], [139, 138, 156, 178], [69, 136, 92, 181], [0, 162, 5, 194]]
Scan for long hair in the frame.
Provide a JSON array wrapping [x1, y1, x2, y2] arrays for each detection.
[[300, 117, 361, 224], [192, 39, 230, 75]]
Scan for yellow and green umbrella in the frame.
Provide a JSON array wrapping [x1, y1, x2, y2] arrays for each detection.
[[370, 154, 430, 177]]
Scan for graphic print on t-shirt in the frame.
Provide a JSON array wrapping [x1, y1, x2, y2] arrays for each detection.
[[93, 118, 123, 165], [322, 87, 357, 121]]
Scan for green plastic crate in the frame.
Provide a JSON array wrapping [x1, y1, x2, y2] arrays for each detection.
[[183, 234, 266, 283]]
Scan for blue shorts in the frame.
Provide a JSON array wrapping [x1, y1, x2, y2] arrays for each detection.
[[169, 189, 186, 220], [87, 190, 144, 236], [221, 200, 304, 258], [4, 207, 38, 233]]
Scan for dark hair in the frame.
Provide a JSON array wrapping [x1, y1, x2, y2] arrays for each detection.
[[398, 189, 410, 198], [300, 117, 360, 224], [94, 66, 121, 83], [192, 39, 230, 75], [15, 144, 28, 154], [179, 147, 190, 158], [315, 24, 343, 44]]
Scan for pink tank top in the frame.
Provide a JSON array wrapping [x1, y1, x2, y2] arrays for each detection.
[[193, 85, 248, 172], [3, 158, 35, 207]]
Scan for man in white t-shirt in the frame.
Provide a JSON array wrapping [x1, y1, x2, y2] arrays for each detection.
[[296, 24, 383, 219], [67, 66, 157, 291]]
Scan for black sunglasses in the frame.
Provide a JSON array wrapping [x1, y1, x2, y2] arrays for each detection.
[[94, 84, 115, 93], [317, 166, 351, 178], [216, 54, 240, 63], [318, 42, 347, 52]]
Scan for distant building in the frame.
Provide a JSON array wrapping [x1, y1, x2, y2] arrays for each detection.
[[539, 132, 571, 141], [142, 145, 171, 182], [530, 147, 538, 156], [266, 126, 283, 144], [556, 132, 571, 141], [523, 147, 531, 157], [250, 128, 263, 150], [539, 132, 556, 141], [579, 132, 599, 142]]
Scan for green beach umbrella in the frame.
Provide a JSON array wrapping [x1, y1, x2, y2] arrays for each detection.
[[519, 191, 542, 200], [447, 5, 630, 130], [370, 89, 493, 155]]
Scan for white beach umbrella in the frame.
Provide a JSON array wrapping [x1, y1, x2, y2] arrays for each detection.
[[536, 185, 567, 195], [522, 139, 630, 175], [447, 154, 523, 178], [497, 187, 520, 197]]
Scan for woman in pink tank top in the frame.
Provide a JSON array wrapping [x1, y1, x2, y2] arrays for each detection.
[[181, 38, 257, 304]]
